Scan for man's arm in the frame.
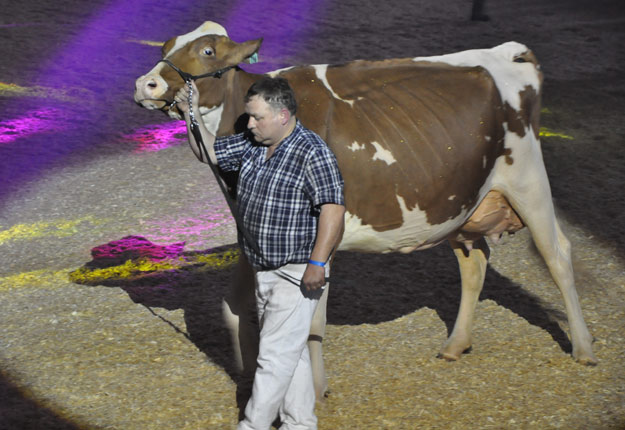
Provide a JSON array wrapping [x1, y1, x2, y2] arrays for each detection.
[[174, 81, 218, 164], [302, 203, 345, 291]]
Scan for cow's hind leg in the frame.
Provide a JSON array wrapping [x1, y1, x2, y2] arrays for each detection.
[[496, 128, 597, 364], [505, 188, 597, 365], [439, 238, 490, 360]]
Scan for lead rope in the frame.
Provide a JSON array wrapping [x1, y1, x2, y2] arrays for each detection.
[[186, 84, 322, 288]]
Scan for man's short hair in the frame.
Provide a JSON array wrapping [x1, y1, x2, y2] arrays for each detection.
[[245, 77, 297, 116]]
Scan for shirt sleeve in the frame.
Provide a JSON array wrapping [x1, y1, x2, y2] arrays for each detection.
[[214, 132, 250, 172], [304, 143, 345, 209]]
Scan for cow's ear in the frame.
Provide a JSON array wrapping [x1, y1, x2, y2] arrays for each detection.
[[224, 38, 263, 66], [162, 37, 177, 58]]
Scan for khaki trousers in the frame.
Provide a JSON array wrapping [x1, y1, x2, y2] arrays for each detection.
[[237, 263, 327, 430]]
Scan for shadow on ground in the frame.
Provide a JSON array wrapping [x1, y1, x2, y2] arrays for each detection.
[[0, 371, 85, 430], [70, 236, 573, 379]]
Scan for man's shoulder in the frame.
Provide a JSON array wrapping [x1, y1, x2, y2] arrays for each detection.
[[293, 122, 328, 151]]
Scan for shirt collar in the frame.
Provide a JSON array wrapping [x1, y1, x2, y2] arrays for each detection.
[[270, 119, 302, 156]]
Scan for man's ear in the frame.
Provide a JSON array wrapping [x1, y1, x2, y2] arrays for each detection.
[[280, 108, 291, 126]]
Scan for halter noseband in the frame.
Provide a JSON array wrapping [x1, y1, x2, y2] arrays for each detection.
[[138, 59, 238, 112]]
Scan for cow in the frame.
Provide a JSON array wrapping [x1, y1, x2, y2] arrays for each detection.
[[134, 21, 597, 399]]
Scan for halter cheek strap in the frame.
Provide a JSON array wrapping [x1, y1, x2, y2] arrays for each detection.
[[158, 58, 238, 83]]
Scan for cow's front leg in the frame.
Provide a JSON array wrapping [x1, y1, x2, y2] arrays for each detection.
[[439, 238, 490, 360], [309, 284, 329, 400], [222, 254, 259, 410]]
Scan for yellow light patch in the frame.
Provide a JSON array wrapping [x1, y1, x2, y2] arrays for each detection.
[[0, 250, 239, 292], [0, 216, 104, 245], [126, 39, 164, 47], [0, 82, 30, 95], [69, 249, 239, 285], [539, 127, 573, 140], [0, 269, 72, 292], [69, 258, 181, 285], [0, 81, 88, 102]]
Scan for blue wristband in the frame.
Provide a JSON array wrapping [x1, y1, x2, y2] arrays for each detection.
[[308, 259, 326, 267]]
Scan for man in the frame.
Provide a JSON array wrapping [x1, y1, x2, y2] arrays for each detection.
[[174, 77, 345, 430]]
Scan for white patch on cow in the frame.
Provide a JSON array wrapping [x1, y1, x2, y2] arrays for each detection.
[[371, 141, 397, 165], [412, 41, 540, 111], [483, 155, 488, 169], [448, 195, 456, 201], [199, 104, 225, 135], [170, 103, 224, 134], [348, 141, 365, 152], [166, 21, 228, 59], [267, 66, 294, 77], [490, 122, 547, 212], [339, 194, 472, 253], [485, 135, 491, 142], [312, 65, 355, 106]]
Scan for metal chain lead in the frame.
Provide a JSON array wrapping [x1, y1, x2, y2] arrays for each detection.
[[187, 81, 200, 127], [186, 81, 209, 163]]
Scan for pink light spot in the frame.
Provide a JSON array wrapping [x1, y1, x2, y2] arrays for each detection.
[[90, 235, 186, 264], [138, 201, 236, 250], [122, 121, 187, 153], [0, 108, 71, 145]]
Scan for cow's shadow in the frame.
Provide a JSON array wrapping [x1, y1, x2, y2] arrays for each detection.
[[71, 236, 572, 386], [330, 246, 571, 353]]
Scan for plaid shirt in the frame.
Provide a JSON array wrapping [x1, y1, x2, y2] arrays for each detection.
[[214, 120, 344, 269]]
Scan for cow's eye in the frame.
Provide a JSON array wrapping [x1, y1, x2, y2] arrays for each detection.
[[202, 48, 214, 56]]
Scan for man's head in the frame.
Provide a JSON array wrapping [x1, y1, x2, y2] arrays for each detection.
[[244, 77, 297, 147]]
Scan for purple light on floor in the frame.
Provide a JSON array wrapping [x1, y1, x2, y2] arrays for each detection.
[[122, 121, 187, 153], [140, 203, 235, 249], [0, 108, 72, 145], [36, 1, 193, 93]]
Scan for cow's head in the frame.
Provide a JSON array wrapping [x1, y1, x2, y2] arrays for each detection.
[[134, 21, 261, 121]]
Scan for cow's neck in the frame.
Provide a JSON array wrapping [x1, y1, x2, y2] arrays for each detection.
[[215, 69, 263, 136]]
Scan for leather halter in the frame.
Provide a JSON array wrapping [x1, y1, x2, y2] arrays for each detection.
[[137, 59, 238, 112], [157, 58, 238, 83]]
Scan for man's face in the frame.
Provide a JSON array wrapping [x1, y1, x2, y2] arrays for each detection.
[[245, 95, 286, 146]]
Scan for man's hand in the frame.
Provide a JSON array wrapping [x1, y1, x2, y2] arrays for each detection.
[[301, 263, 326, 291], [173, 81, 200, 114]]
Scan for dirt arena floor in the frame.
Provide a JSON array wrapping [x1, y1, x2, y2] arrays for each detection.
[[1, 0, 624, 429]]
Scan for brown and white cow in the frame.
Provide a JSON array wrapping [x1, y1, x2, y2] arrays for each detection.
[[134, 21, 597, 398]]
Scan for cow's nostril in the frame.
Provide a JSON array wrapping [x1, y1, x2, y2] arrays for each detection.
[[147, 81, 158, 89]]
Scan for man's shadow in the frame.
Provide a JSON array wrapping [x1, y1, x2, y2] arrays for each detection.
[[69, 236, 244, 379]]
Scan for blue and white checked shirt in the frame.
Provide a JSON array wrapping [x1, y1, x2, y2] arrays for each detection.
[[214, 120, 344, 270]]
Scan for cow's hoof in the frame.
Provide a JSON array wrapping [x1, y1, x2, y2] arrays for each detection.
[[437, 352, 459, 361], [437, 346, 472, 361], [436, 346, 473, 361], [575, 353, 598, 366], [315, 389, 330, 404]]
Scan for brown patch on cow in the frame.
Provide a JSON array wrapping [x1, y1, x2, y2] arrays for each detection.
[[152, 36, 263, 133], [157, 35, 262, 114], [288, 60, 508, 229], [504, 84, 543, 140], [504, 148, 514, 165], [161, 36, 177, 58]]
